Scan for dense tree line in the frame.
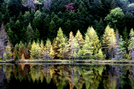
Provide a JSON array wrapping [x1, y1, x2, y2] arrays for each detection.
[[0, 23, 132, 60], [0, 0, 134, 59]]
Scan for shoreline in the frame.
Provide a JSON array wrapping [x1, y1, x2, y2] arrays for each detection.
[[1, 59, 134, 65]]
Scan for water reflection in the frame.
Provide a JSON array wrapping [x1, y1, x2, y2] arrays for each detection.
[[0, 64, 134, 89]]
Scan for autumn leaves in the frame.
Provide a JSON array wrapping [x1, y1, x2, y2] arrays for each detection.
[[0, 24, 127, 60]]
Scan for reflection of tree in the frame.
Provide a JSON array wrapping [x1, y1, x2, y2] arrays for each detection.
[[51, 65, 67, 89], [29, 66, 39, 83], [79, 66, 103, 89], [0, 65, 13, 89], [5, 64, 134, 89]]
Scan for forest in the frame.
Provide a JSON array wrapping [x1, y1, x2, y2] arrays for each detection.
[[0, 0, 134, 60]]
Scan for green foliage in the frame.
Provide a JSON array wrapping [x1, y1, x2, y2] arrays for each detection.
[[104, 7, 125, 29], [82, 34, 93, 59], [34, 28, 40, 40], [118, 35, 126, 54], [97, 49, 104, 60], [77, 49, 83, 58], [26, 23, 34, 42], [34, 10, 41, 18], [129, 28, 134, 49], [0, 0, 134, 60]]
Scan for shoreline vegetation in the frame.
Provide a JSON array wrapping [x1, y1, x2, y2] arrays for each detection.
[[1, 0, 134, 63], [1, 59, 134, 64]]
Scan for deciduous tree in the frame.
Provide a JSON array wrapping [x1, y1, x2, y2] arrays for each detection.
[[102, 25, 116, 58], [97, 48, 104, 60], [104, 7, 125, 29], [30, 41, 40, 59], [0, 23, 9, 59], [108, 33, 117, 58], [44, 39, 51, 59], [53, 27, 66, 59], [75, 30, 83, 49], [86, 26, 101, 54], [82, 34, 93, 59], [6, 41, 12, 59]]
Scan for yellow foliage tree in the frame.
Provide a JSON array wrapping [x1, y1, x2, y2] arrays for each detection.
[[65, 31, 74, 59], [86, 26, 101, 54], [38, 40, 45, 59], [108, 33, 117, 58], [30, 41, 40, 59], [49, 46, 55, 59], [6, 41, 12, 59], [44, 39, 51, 59], [82, 34, 94, 58], [75, 30, 84, 49], [97, 48, 104, 60], [102, 25, 116, 58], [53, 27, 66, 59]]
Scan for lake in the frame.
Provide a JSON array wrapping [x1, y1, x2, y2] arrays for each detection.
[[0, 63, 134, 89]]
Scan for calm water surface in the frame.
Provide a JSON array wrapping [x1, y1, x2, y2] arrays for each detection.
[[0, 64, 134, 89]]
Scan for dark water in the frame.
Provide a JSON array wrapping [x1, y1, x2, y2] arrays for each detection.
[[0, 64, 134, 89]]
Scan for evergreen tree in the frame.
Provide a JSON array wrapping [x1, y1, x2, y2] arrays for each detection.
[[26, 23, 34, 42], [128, 28, 134, 60], [34, 10, 41, 18], [8, 0, 23, 17], [129, 28, 134, 49], [118, 35, 126, 59], [123, 27, 129, 52], [7, 27, 13, 44], [53, 27, 66, 59], [34, 28, 40, 40], [24, 11, 31, 27], [49, 20, 56, 39]]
